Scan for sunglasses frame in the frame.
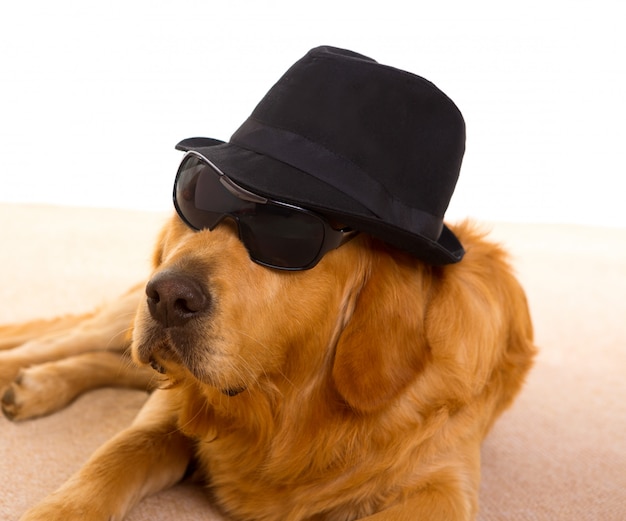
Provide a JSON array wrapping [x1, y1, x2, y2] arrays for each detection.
[[173, 151, 358, 271]]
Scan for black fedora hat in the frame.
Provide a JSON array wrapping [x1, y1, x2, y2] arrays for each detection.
[[176, 46, 466, 265]]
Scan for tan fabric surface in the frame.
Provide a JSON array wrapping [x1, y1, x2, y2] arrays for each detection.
[[1, 204, 624, 520]]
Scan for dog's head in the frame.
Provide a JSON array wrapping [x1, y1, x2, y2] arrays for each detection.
[[132, 215, 534, 432]]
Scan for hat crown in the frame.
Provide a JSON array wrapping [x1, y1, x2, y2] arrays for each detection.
[[235, 46, 465, 223], [177, 46, 467, 264]]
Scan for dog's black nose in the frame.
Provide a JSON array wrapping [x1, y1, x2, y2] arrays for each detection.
[[145, 271, 210, 328]]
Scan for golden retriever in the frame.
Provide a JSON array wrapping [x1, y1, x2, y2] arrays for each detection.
[[0, 215, 535, 520]]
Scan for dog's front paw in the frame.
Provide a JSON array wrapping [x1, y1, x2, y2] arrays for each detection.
[[2, 364, 73, 421]]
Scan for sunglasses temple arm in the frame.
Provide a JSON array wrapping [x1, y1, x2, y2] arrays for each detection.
[[335, 229, 360, 248]]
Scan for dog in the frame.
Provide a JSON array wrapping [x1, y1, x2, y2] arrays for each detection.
[[0, 48, 535, 521], [1, 216, 535, 520]]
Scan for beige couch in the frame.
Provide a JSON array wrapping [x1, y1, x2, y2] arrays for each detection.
[[1, 204, 624, 520]]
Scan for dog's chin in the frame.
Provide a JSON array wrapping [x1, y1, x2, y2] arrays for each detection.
[[133, 330, 248, 398]]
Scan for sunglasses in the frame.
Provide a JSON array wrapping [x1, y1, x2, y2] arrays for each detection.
[[173, 151, 358, 270]]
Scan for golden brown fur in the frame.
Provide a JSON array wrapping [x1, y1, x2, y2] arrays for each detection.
[[1, 216, 535, 520]]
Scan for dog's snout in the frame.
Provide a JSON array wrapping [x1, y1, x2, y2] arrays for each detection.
[[145, 271, 210, 328]]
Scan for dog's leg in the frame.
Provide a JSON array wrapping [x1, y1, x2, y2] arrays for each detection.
[[19, 389, 193, 521], [2, 350, 157, 421], [0, 283, 144, 388], [0, 314, 95, 351]]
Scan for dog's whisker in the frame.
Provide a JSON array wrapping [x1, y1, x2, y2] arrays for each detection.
[[104, 325, 135, 350]]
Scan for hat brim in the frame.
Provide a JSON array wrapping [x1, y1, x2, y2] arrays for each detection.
[[175, 138, 464, 265]]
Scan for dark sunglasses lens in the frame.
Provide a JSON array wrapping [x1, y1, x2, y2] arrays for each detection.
[[174, 154, 328, 269], [238, 206, 325, 269], [174, 155, 246, 230]]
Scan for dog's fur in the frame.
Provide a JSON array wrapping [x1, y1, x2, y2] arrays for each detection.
[[0, 215, 535, 520]]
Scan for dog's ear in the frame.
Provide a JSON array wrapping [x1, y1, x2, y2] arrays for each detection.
[[422, 236, 536, 411], [332, 255, 430, 413]]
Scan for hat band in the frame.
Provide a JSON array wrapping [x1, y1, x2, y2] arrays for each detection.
[[230, 119, 444, 241]]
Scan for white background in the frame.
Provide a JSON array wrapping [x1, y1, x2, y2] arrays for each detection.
[[1, 1, 624, 227]]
